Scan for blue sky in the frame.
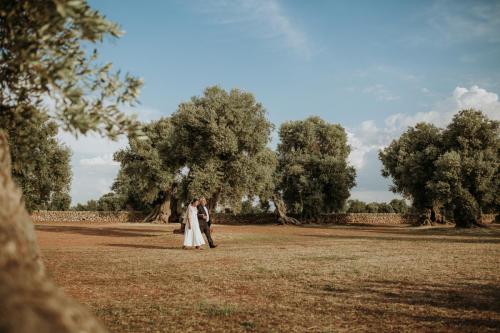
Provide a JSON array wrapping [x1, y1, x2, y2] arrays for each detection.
[[62, 0, 500, 204]]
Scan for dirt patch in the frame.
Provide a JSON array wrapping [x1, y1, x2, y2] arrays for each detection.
[[36, 222, 500, 332]]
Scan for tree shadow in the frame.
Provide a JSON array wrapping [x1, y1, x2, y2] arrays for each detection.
[[302, 233, 500, 244], [300, 223, 500, 237], [35, 225, 159, 238], [363, 280, 499, 312], [318, 280, 500, 330], [104, 243, 180, 250]]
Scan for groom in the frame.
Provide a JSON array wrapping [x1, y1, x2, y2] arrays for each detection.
[[197, 197, 217, 248]]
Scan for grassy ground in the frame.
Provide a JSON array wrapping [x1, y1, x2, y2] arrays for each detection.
[[35, 222, 500, 333]]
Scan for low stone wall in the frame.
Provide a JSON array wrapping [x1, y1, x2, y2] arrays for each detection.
[[31, 210, 146, 223], [31, 210, 497, 225], [301, 213, 420, 225], [215, 213, 420, 225]]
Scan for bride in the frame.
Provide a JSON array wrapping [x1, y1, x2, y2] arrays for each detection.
[[183, 198, 205, 249]]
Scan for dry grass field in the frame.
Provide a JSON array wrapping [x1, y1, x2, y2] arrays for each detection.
[[35, 222, 500, 333]]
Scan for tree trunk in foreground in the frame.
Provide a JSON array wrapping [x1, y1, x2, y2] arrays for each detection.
[[0, 131, 107, 333], [272, 195, 300, 225]]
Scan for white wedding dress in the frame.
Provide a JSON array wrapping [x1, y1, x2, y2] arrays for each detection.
[[183, 205, 205, 247]]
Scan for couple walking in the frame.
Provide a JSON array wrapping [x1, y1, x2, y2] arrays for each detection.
[[183, 197, 217, 249]]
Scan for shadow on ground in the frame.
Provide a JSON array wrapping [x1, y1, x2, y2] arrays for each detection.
[[35, 225, 161, 238], [104, 243, 180, 250], [318, 280, 500, 331]]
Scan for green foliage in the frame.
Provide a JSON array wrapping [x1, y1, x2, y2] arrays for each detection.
[[240, 199, 264, 215], [73, 200, 97, 211], [365, 202, 379, 213], [113, 86, 276, 213], [1, 0, 143, 212], [347, 200, 401, 213], [389, 199, 409, 214], [1, 0, 142, 140], [95, 192, 125, 211], [73, 192, 125, 211], [113, 118, 177, 210], [277, 117, 356, 217], [170, 86, 275, 211], [429, 110, 499, 227], [380, 122, 442, 210], [380, 110, 499, 227], [377, 202, 394, 213], [347, 199, 367, 213], [1, 105, 72, 211]]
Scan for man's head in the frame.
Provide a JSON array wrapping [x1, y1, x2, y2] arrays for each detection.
[[200, 197, 207, 206]]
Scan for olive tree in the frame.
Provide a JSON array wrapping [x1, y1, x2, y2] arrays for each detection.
[[389, 199, 409, 214], [113, 118, 179, 222], [1, 106, 72, 211], [0, 1, 142, 332], [429, 110, 499, 227], [347, 199, 367, 213], [170, 86, 275, 213], [380, 110, 499, 227], [112, 87, 279, 223], [380, 122, 443, 225], [277, 117, 356, 218]]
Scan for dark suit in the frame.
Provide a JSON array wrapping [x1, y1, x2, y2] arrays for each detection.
[[197, 204, 215, 247]]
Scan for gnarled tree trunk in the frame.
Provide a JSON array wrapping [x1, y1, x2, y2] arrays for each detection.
[[143, 196, 172, 223], [143, 184, 180, 223], [207, 190, 220, 224], [0, 131, 107, 333], [417, 206, 445, 226], [272, 195, 300, 225]]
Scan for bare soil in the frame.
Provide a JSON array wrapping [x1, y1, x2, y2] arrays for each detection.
[[35, 222, 500, 333]]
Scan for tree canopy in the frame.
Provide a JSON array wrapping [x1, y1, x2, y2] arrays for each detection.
[[170, 86, 275, 211], [112, 117, 178, 221], [380, 110, 499, 227], [111, 86, 277, 221], [1, 106, 72, 211], [277, 116, 356, 218], [1, 0, 142, 140]]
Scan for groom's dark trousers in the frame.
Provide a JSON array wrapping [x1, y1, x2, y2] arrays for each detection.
[[197, 205, 215, 248]]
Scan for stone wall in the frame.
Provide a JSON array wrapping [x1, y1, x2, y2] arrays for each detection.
[[31, 210, 497, 225], [31, 210, 146, 223]]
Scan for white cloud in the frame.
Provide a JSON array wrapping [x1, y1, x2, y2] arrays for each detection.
[[386, 85, 500, 130], [362, 84, 399, 102], [196, 0, 313, 59], [80, 154, 119, 167], [349, 85, 500, 202], [58, 132, 128, 156], [349, 85, 500, 171], [350, 190, 403, 203]]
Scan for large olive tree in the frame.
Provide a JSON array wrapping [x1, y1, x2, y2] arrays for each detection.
[[170, 86, 275, 213], [379, 122, 443, 224], [380, 110, 499, 227], [430, 110, 499, 227], [112, 86, 278, 222], [113, 117, 180, 222], [0, 1, 142, 332], [277, 116, 356, 218]]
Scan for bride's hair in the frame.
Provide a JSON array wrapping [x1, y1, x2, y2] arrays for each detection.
[[190, 198, 198, 204]]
